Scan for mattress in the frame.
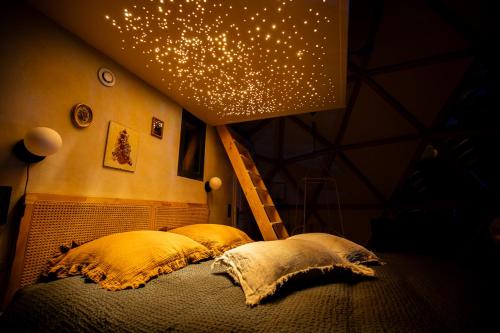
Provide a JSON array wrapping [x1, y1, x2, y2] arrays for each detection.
[[0, 253, 489, 332]]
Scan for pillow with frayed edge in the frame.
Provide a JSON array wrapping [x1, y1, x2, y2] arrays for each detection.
[[165, 223, 253, 256], [212, 239, 374, 306], [289, 233, 383, 265], [43, 230, 211, 290]]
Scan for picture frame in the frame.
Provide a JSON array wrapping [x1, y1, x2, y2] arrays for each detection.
[[71, 103, 93, 128], [103, 121, 139, 172], [151, 117, 164, 139], [177, 109, 206, 180]]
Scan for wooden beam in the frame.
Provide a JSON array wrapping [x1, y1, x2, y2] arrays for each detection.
[[263, 164, 281, 184], [348, 48, 474, 80], [243, 118, 274, 138], [253, 154, 277, 164], [338, 152, 386, 203], [282, 127, 500, 166], [283, 136, 420, 165], [283, 149, 334, 165], [335, 79, 363, 147], [341, 134, 419, 150], [363, 48, 474, 77], [280, 203, 383, 210], [281, 166, 303, 197], [425, 0, 478, 45], [344, 127, 500, 148], [280, 196, 497, 211], [360, 74, 427, 133], [288, 116, 334, 148]]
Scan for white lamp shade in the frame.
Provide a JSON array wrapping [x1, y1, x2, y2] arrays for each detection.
[[24, 127, 62, 156], [208, 177, 222, 191]]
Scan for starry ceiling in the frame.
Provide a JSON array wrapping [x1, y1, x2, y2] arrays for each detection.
[[30, 0, 348, 125]]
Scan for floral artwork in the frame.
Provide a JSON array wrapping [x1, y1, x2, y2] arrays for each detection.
[[104, 121, 139, 172], [112, 129, 133, 166]]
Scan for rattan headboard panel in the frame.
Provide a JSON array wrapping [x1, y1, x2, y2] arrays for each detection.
[[21, 200, 152, 288], [5, 193, 209, 307], [155, 204, 209, 230]]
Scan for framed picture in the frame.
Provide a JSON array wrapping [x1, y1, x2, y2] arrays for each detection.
[[177, 109, 206, 180], [103, 121, 139, 172], [71, 103, 93, 128], [151, 117, 164, 139]]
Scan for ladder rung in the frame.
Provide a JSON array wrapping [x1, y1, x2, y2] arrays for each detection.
[[263, 204, 275, 208], [270, 221, 283, 225], [255, 187, 268, 193], [271, 221, 288, 240], [240, 154, 253, 167], [248, 170, 261, 178], [233, 140, 249, 154]]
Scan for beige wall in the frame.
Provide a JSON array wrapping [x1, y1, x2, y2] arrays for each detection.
[[0, 5, 233, 293]]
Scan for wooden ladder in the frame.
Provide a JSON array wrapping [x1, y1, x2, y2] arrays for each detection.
[[217, 125, 289, 241]]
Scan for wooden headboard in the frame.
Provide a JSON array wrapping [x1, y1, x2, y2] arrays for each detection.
[[4, 193, 209, 307]]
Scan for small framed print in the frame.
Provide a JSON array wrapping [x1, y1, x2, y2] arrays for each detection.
[[151, 117, 164, 139]]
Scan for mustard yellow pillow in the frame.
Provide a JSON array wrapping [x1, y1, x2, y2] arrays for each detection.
[[167, 224, 253, 256], [44, 230, 211, 290]]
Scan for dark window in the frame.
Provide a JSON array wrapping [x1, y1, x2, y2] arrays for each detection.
[[177, 109, 206, 180]]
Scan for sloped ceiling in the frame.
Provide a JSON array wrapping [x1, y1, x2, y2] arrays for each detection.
[[30, 0, 348, 125]]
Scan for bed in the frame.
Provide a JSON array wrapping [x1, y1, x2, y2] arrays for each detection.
[[0, 194, 492, 332]]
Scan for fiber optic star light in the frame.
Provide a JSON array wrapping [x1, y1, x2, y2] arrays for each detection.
[[31, 0, 348, 124]]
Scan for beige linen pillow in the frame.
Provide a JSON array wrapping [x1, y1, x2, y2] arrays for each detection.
[[289, 233, 382, 264], [212, 239, 374, 306], [44, 230, 211, 290], [167, 224, 253, 256]]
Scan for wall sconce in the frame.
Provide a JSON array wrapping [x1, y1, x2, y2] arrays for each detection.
[[13, 127, 63, 163], [205, 176, 222, 192]]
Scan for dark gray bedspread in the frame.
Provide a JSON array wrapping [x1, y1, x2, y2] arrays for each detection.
[[0, 253, 491, 332]]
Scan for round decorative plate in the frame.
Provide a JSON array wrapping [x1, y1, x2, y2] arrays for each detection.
[[98, 67, 115, 87], [71, 103, 93, 128]]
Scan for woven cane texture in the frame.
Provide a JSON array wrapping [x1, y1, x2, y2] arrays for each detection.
[[155, 204, 209, 231], [20, 200, 152, 288], [16, 195, 208, 290]]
